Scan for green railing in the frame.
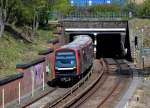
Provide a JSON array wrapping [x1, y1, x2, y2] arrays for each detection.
[[63, 11, 129, 20], [48, 11, 130, 21]]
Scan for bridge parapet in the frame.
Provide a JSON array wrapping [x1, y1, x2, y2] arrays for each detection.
[[61, 12, 129, 21], [60, 20, 128, 29], [48, 10, 131, 22]]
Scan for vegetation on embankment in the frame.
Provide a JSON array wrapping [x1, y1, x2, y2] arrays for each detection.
[[0, 29, 53, 76], [0, 0, 70, 76], [131, 18, 150, 48]]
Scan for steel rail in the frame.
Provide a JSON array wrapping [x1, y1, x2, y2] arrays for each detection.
[[45, 59, 106, 108], [58, 59, 106, 108], [96, 59, 133, 108], [22, 87, 57, 108], [60, 59, 132, 108]]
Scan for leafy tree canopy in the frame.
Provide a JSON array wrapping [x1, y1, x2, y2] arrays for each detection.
[[140, 0, 150, 16]]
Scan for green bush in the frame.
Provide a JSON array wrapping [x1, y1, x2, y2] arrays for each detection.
[[140, 0, 150, 17], [89, 4, 121, 13], [123, 2, 139, 16], [123, 0, 150, 17]]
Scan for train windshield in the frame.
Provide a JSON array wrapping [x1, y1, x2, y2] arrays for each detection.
[[55, 51, 76, 68]]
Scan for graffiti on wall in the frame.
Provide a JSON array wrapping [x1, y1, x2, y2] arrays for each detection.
[[30, 63, 43, 86]]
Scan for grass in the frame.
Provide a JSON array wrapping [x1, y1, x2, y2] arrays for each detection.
[[0, 29, 54, 76], [131, 18, 150, 48]]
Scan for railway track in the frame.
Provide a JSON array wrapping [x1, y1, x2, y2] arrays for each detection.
[[26, 59, 105, 108], [27, 58, 132, 108], [23, 87, 57, 108], [41, 59, 105, 108], [96, 59, 132, 108], [26, 88, 70, 108], [48, 58, 132, 108], [46, 59, 106, 108]]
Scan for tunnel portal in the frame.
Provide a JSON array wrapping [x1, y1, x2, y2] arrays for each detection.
[[67, 30, 131, 61], [62, 20, 131, 61]]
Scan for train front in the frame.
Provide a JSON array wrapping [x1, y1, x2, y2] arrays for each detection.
[[54, 49, 78, 82]]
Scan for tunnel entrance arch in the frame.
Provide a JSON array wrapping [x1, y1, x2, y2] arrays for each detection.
[[60, 20, 132, 61], [64, 28, 131, 61]]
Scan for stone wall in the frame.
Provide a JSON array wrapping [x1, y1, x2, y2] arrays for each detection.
[[128, 19, 150, 69], [60, 20, 128, 28]]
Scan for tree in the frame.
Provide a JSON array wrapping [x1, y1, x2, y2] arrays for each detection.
[[140, 0, 150, 17], [123, 2, 139, 16], [0, 0, 72, 38], [0, 0, 7, 37], [0, 0, 21, 37], [14, 0, 51, 39], [0, 0, 50, 37], [89, 4, 121, 13], [51, 0, 73, 17]]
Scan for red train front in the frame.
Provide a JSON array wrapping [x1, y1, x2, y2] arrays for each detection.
[[54, 35, 94, 82]]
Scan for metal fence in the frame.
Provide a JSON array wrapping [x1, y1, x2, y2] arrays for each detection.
[[63, 11, 129, 20], [48, 11, 130, 21], [70, 0, 126, 6]]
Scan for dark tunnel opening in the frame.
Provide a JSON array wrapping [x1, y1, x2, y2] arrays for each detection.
[[96, 34, 123, 59], [69, 32, 132, 61], [96, 33, 131, 61]]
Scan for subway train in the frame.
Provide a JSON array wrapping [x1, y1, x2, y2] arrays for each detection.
[[54, 35, 94, 82]]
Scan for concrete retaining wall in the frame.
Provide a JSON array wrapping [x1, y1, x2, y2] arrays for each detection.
[[0, 38, 60, 107], [16, 57, 46, 97], [0, 74, 23, 107]]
